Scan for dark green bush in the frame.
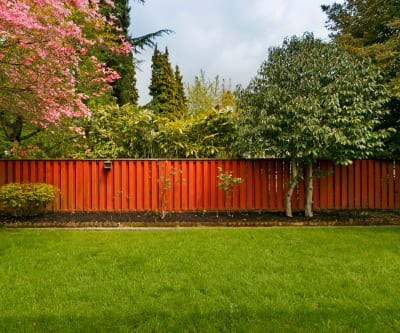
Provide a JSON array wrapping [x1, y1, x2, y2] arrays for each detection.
[[0, 183, 59, 216]]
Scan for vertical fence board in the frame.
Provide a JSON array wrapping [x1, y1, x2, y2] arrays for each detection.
[[254, 161, 262, 210], [136, 161, 144, 211], [0, 161, 5, 188], [368, 160, 374, 208], [6, 161, 13, 183], [121, 161, 128, 211], [224, 161, 233, 210], [334, 164, 341, 209], [106, 162, 113, 212], [320, 161, 328, 209], [246, 160, 254, 210], [239, 160, 246, 210], [354, 160, 361, 209], [341, 165, 347, 209], [189, 161, 196, 210], [30, 160, 37, 183], [143, 161, 150, 211], [14, 162, 21, 183], [99, 161, 106, 211], [269, 160, 276, 210], [174, 160, 182, 211], [388, 161, 394, 209], [232, 161, 240, 210], [396, 162, 400, 208], [115, 161, 122, 211], [53, 161, 60, 211], [68, 161, 75, 211], [276, 161, 283, 210], [83, 161, 91, 211], [37, 161, 44, 183], [75, 161, 84, 211], [217, 160, 224, 211], [327, 161, 334, 209], [209, 161, 216, 211], [283, 161, 290, 210], [298, 164, 304, 210], [361, 160, 368, 209], [150, 161, 157, 211], [166, 161, 174, 212], [92, 161, 99, 211], [0, 161, 5, 210], [261, 160, 268, 209], [196, 161, 203, 210], [60, 162, 67, 211], [22, 161, 29, 183], [181, 161, 189, 211], [312, 162, 319, 210], [374, 161, 381, 209], [381, 161, 388, 209], [348, 163, 354, 209]]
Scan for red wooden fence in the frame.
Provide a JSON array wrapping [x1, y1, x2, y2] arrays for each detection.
[[0, 159, 399, 212]]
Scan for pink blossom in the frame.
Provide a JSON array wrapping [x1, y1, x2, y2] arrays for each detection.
[[0, 0, 129, 132], [10, 148, 16, 152], [27, 146, 32, 149], [21, 151, 26, 157], [33, 146, 39, 149]]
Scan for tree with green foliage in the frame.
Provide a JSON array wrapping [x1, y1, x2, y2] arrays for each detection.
[[175, 65, 188, 114], [322, 0, 400, 158], [153, 107, 236, 158], [149, 47, 184, 116], [236, 33, 389, 217], [186, 70, 236, 114], [96, 0, 171, 106], [97, 0, 138, 106]]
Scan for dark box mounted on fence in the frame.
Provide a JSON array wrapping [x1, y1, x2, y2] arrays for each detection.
[[103, 160, 112, 170]]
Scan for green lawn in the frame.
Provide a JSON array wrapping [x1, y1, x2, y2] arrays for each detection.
[[0, 228, 400, 332]]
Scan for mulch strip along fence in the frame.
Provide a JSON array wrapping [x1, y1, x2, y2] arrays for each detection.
[[1, 159, 400, 212], [1, 210, 399, 228]]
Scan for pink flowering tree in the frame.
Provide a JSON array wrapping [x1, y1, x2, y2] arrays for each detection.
[[0, 0, 131, 145]]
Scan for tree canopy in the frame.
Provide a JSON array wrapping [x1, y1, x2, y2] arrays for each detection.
[[149, 46, 186, 116], [236, 33, 389, 217], [0, 0, 129, 145], [322, 0, 400, 157]]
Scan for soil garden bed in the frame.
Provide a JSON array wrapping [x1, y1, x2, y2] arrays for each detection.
[[0, 210, 399, 228]]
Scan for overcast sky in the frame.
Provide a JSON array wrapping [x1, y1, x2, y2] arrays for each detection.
[[129, 0, 340, 105]]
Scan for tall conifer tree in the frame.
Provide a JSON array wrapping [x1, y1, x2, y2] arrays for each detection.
[[149, 47, 184, 115], [97, 0, 138, 106], [174, 65, 187, 114]]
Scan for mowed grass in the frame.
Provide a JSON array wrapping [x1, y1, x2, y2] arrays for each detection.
[[1, 228, 400, 332]]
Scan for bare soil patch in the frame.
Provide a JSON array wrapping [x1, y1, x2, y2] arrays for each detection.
[[0, 210, 399, 228]]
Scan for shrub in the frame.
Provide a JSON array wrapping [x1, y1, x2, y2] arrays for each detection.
[[0, 183, 59, 217]]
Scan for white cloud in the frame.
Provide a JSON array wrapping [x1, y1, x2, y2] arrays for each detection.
[[130, 0, 339, 105]]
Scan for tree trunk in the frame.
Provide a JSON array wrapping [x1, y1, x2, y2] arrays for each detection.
[[304, 162, 314, 217], [1, 113, 23, 144], [285, 158, 298, 217]]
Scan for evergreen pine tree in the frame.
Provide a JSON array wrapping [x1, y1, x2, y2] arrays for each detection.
[[149, 47, 180, 115], [99, 0, 139, 106], [149, 45, 162, 100], [174, 65, 187, 114]]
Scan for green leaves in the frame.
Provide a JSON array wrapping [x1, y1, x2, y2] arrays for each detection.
[[236, 33, 389, 163], [0, 183, 58, 217]]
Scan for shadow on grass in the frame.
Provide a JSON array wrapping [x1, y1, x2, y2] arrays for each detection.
[[1, 307, 399, 332]]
